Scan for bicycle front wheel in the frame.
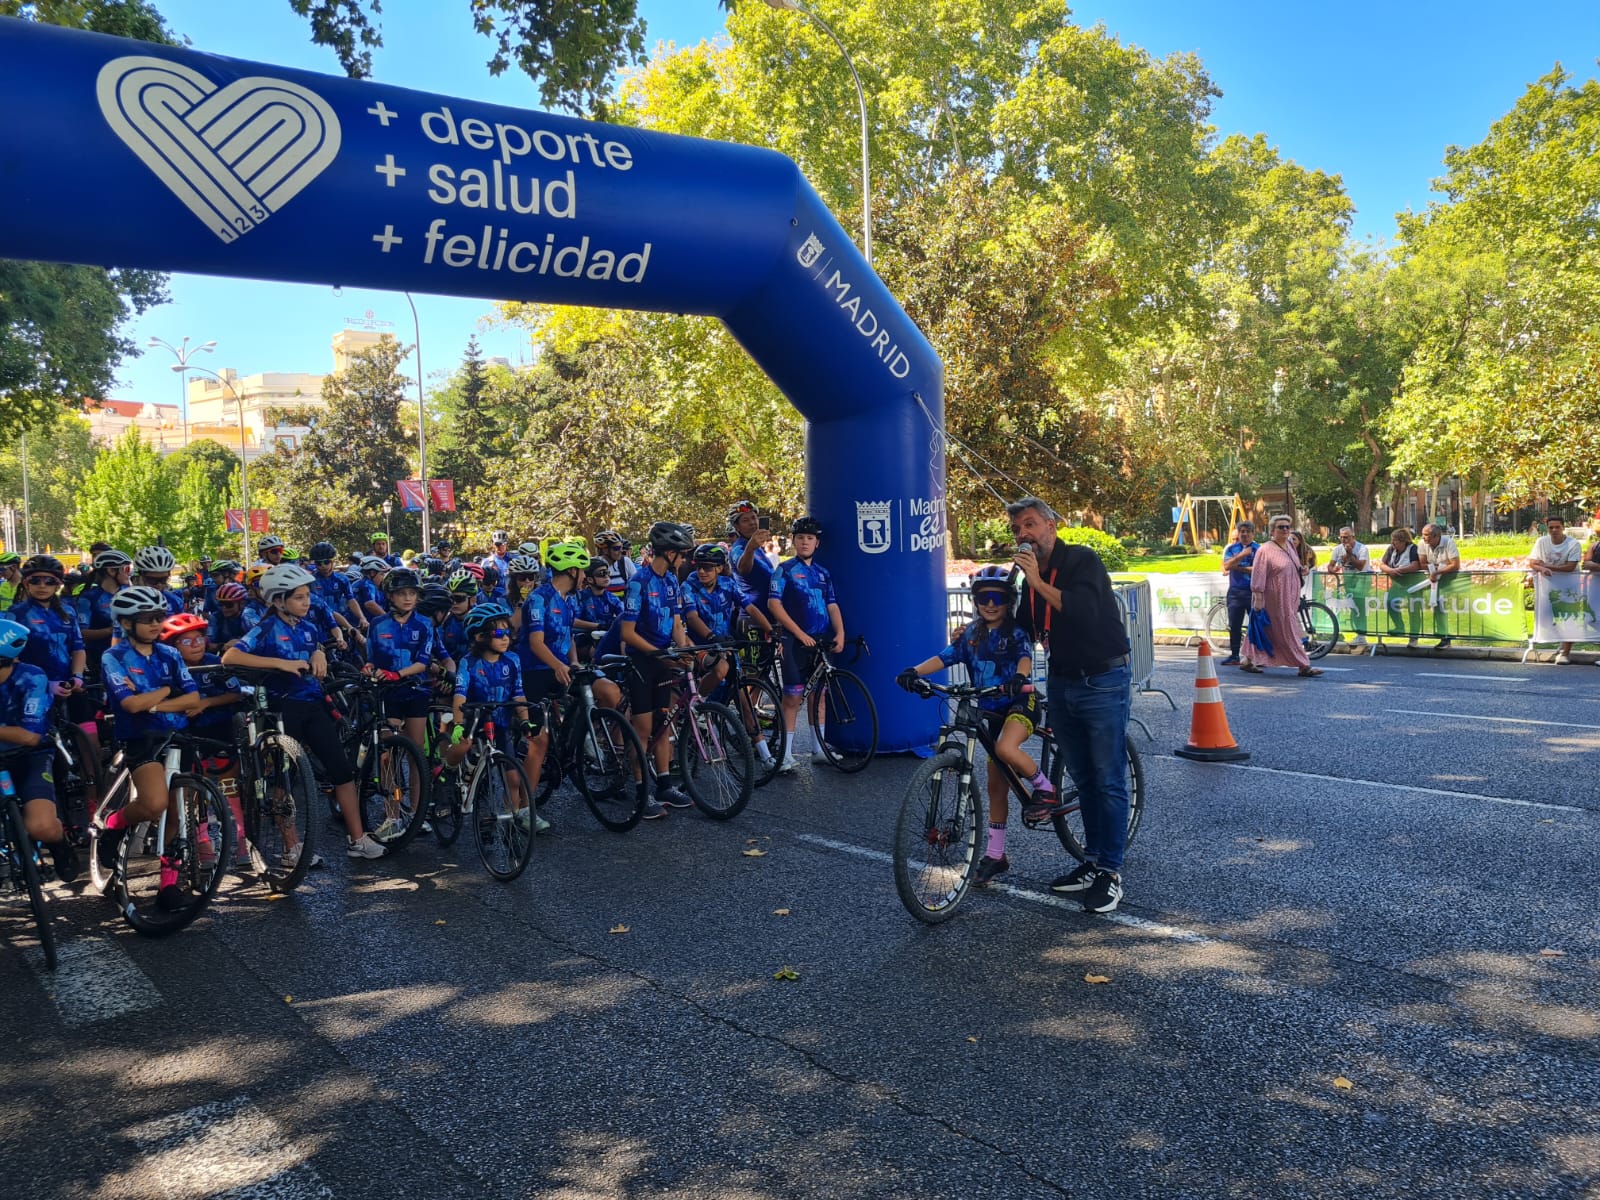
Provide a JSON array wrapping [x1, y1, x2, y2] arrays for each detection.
[[1301, 601, 1339, 661], [470, 751, 536, 881], [1050, 739, 1145, 863], [892, 750, 980, 924], [808, 668, 878, 773], [577, 706, 648, 831], [677, 701, 754, 820], [6, 799, 55, 970], [363, 731, 430, 853], [247, 733, 317, 894], [736, 675, 786, 789], [114, 772, 233, 938], [1203, 599, 1227, 651]]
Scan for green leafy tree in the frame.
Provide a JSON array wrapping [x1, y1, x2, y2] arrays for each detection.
[[73, 428, 179, 551], [166, 438, 243, 497], [168, 457, 239, 564], [0, 411, 97, 550]]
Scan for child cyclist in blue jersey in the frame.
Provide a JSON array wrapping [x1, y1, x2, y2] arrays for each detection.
[[574, 556, 622, 662], [684, 542, 776, 768], [222, 565, 386, 859], [444, 603, 540, 834], [95, 586, 205, 909], [9, 555, 87, 702], [132, 546, 186, 615], [767, 517, 845, 774], [622, 523, 695, 817], [519, 541, 589, 823], [897, 565, 1053, 888], [365, 567, 434, 839], [0, 619, 80, 880]]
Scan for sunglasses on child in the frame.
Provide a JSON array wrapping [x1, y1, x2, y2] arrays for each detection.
[[25, 575, 61, 587], [974, 591, 1010, 607], [487, 627, 510, 638]]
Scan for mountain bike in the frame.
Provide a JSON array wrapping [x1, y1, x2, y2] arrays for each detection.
[[891, 680, 1144, 924], [707, 638, 785, 788], [528, 666, 649, 831], [46, 703, 102, 847], [324, 667, 431, 853], [1204, 595, 1338, 661], [87, 732, 234, 937], [794, 636, 878, 772], [0, 749, 58, 969], [450, 703, 538, 881]]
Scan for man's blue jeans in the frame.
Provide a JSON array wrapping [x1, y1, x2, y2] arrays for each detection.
[[1046, 664, 1132, 873]]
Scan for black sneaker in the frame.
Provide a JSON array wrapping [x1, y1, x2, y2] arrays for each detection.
[[95, 824, 125, 872], [658, 785, 693, 810], [972, 855, 1009, 888], [1081, 870, 1123, 914], [1050, 861, 1098, 894], [1435, 638, 1453, 649], [50, 840, 80, 884]]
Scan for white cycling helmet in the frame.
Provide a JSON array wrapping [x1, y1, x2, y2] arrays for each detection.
[[132, 545, 177, 575], [109, 585, 169, 621], [258, 534, 285, 552], [260, 563, 316, 604], [93, 549, 132, 572]]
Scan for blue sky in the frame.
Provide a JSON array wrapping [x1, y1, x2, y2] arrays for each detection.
[[112, 0, 1598, 411]]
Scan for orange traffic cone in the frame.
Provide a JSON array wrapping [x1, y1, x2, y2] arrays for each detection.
[[1175, 639, 1249, 762]]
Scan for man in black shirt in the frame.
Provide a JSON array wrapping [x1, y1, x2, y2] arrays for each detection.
[[1008, 497, 1132, 913]]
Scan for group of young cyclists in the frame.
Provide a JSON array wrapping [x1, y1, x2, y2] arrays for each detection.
[[0, 502, 857, 917]]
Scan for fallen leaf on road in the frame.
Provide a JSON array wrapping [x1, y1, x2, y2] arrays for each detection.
[[1084, 974, 1111, 985], [434, 919, 447, 926], [773, 908, 791, 916], [773, 966, 800, 981], [745, 837, 770, 844], [1539, 819, 1555, 824], [1537, 948, 1567, 957], [1333, 1077, 1354, 1090], [266, 893, 287, 902], [283, 996, 293, 1004], [742, 848, 768, 858], [609, 924, 630, 935], [966, 1036, 979, 1043]]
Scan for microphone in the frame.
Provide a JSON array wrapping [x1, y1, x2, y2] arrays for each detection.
[[1011, 541, 1034, 590]]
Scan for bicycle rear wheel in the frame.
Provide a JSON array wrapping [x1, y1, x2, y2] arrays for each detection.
[[53, 723, 101, 841], [247, 733, 317, 894], [735, 675, 786, 788], [431, 766, 464, 846], [362, 731, 430, 853], [114, 773, 233, 938], [677, 701, 754, 820], [808, 668, 878, 773], [892, 750, 980, 923], [577, 706, 648, 831], [470, 752, 536, 881], [6, 799, 55, 970], [1203, 599, 1227, 651], [1301, 601, 1339, 661], [1050, 739, 1145, 863]]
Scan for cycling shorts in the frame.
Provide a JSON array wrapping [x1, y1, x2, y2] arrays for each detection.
[[383, 691, 432, 720], [626, 653, 679, 718], [1, 749, 55, 805], [119, 734, 173, 772], [779, 634, 819, 697], [277, 697, 354, 786], [981, 691, 1040, 740]]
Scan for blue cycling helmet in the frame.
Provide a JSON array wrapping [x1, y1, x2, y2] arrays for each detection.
[[0, 618, 30, 661], [969, 564, 1016, 595], [464, 602, 513, 636]]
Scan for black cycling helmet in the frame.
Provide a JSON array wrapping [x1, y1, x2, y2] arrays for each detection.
[[792, 516, 822, 537], [417, 583, 453, 616], [309, 540, 337, 563], [691, 543, 728, 568], [19, 554, 65, 581], [384, 567, 421, 593], [586, 557, 609, 577], [647, 521, 694, 554]]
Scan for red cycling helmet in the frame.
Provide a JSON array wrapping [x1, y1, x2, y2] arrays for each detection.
[[216, 582, 248, 603], [461, 561, 486, 582], [160, 612, 209, 643]]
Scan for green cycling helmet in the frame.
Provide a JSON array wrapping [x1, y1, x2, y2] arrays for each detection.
[[543, 541, 591, 574]]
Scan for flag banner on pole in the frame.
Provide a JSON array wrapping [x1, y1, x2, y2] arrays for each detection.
[[225, 509, 244, 533], [249, 509, 271, 533], [428, 480, 456, 512], [396, 480, 427, 512]]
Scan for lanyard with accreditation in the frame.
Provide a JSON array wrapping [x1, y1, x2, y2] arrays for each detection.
[[1023, 560, 1060, 652]]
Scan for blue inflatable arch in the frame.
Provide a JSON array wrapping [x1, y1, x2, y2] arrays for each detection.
[[0, 19, 946, 750]]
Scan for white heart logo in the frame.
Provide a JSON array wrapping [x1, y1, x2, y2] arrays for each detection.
[[97, 55, 341, 244]]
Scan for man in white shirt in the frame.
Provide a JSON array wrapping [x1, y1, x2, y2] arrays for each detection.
[[1529, 515, 1583, 663], [1326, 526, 1371, 646], [1418, 524, 1461, 649]]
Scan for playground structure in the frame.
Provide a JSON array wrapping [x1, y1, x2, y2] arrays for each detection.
[[1170, 493, 1248, 549]]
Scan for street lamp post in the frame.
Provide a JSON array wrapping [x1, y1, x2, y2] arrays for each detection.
[[146, 336, 216, 449], [762, 0, 872, 264], [404, 293, 431, 553], [382, 497, 393, 546], [181, 364, 252, 564], [1283, 471, 1294, 523]]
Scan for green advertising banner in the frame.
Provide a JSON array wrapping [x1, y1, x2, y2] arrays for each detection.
[[1311, 571, 1525, 643]]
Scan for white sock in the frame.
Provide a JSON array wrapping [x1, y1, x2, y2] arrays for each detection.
[[755, 740, 773, 762]]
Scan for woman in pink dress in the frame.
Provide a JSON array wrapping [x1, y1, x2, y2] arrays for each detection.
[[1240, 515, 1322, 677]]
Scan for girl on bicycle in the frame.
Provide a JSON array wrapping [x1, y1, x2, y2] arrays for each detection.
[[209, 582, 251, 650], [366, 568, 435, 838], [446, 603, 543, 833], [222, 564, 386, 859], [96, 586, 204, 909], [895, 565, 1052, 888], [0, 618, 79, 881]]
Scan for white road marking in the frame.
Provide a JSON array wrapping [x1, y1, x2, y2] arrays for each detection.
[[1415, 672, 1529, 683], [1385, 708, 1600, 732], [1158, 757, 1584, 814], [1312, 666, 1355, 672], [36, 935, 162, 1027], [124, 1096, 334, 1199], [795, 834, 1212, 942]]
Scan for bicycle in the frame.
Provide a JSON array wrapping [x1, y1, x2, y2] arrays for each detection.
[[324, 666, 431, 853], [86, 731, 234, 937], [527, 666, 649, 832], [602, 645, 755, 820], [713, 638, 786, 789], [193, 666, 319, 894], [449, 703, 539, 881], [891, 679, 1144, 924], [0, 748, 58, 969], [46, 703, 102, 847], [1204, 595, 1338, 661], [792, 636, 878, 773]]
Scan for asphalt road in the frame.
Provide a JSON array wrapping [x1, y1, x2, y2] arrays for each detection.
[[3, 648, 1598, 1199]]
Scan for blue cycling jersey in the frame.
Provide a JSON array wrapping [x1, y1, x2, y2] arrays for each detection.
[[1223, 541, 1259, 593], [520, 582, 576, 673], [233, 614, 324, 702], [83, 584, 118, 671], [369, 613, 435, 697], [595, 620, 623, 660], [209, 609, 250, 646], [437, 613, 468, 663], [730, 537, 778, 606], [352, 578, 385, 614], [242, 600, 267, 631], [621, 566, 682, 652], [8, 598, 84, 682], [304, 594, 343, 642], [101, 641, 197, 739], [312, 570, 353, 611], [454, 652, 523, 726], [770, 558, 838, 638], [683, 574, 742, 640], [0, 661, 52, 737], [938, 619, 1035, 712], [576, 588, 623, 628], [187, 651, 241, 735]]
